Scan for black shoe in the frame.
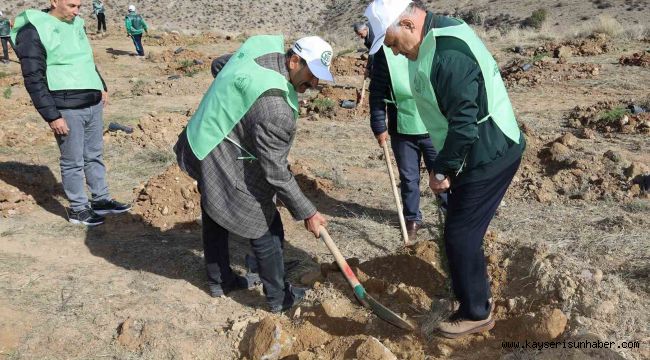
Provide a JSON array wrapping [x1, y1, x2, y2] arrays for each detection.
[[208, 274, 253, 297], [269, 284, 306, 313], [92, 199, 132, 215], [68, 208, 105, 226]]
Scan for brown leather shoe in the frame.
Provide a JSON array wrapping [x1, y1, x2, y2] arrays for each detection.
[[437, 311, 495, 339], [406, 220, 420, 240]]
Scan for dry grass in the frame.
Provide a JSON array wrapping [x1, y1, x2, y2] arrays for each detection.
[[575, 15, 649, 40]]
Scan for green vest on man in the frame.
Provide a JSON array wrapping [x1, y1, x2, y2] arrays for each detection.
[[382, 45, 427, 135], [186, 35, 299, 160], [0, 16, 10, 37], [408, 21, 521, 151], [11, 9, 104, 91]]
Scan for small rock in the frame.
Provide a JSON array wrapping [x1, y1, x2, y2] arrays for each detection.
[[181, 187, 192, 200], [320, 298, 353, 318], [593, 269, 603, 285], [531, 308, 567, 340], [174, 47, 184, 54], [386, 284, 398, 295], [248, 317, 293, 360], [356, 336, 397, 360], [161, 206, 169, 216], [558, 133, 578, 148], [507, 298, 517, 311], [230, 318, 250, 333], [603, 150, 623, 163], [579, 128, 596, 139], [193, 59, 204, 65], [549, 142, 572, 163], [626, 162, 649, 179]]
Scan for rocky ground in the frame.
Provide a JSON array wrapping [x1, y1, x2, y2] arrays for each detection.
[[1, 3, 649, 360]]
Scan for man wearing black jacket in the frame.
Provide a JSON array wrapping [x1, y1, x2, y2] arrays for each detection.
[[366, 0, 525, 338], [12, 0, 131, 226]]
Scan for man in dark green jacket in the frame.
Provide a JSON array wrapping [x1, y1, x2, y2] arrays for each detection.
[[0, 10, 14, 63], [124, 5, 147, 56], [366, 0, 525, 339]]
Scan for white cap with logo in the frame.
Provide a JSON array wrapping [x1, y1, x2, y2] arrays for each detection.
[[364, 0, 413, 55], [128, 5, 136, 12], [291, 36, 334, 82]]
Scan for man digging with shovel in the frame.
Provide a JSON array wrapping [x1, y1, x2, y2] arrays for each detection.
[[365, 0, 525, 338], [174, 35, 332, 313]]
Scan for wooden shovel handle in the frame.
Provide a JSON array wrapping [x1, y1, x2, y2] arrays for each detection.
[[382, 142, 410, 245], [318, 227, 366, 300]]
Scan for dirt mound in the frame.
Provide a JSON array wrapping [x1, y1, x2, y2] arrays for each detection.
[[147, 48, 213, 75], [106, 112, 189, 149], [0, 179, 35, 218], [518, 34, 611, 58], [331, 55, 366, 77], [235, 232, 628, 359], [513, 131, 649, 202], [132, 164, 200, 230], [619, 51, 650, 67], [301, 84, 363, 122], [566, 100, 650, 134], [502, 59, 600, 87]]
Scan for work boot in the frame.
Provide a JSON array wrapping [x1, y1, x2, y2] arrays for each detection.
[[405, 220, 421, 240], [269, 284, 306, 314], [92, 199, 132, 215], [437, 311, 495, 339]]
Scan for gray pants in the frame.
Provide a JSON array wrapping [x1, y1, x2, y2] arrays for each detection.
[[56, 102, 110, 211]]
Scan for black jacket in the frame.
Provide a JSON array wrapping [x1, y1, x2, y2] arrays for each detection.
[[14, 21, 107, 122]]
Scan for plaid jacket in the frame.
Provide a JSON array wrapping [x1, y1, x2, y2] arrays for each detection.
[[175, 53, 316, 239]]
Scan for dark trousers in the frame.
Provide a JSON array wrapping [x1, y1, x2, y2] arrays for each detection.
[[131, 34, 144, 56], [445, 157, 521, 320], [391, 134, 447, 222], [202, 207, 288, 307], [1, 37, 15, 61], [96, 13, 106, 32]]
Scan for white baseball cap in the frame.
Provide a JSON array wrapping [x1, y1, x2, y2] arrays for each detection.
[[128, 5, 136, 12], [364, 0, 413, 55], [291, 36, 334, 82]]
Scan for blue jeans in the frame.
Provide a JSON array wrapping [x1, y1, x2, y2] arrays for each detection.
[[202, 208, 290, 308], [131, 34, 144, 56], [56, 102, 110, 211], [391, 134, 447, 223]]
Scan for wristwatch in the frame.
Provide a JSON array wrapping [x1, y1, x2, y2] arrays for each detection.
[[435, 174, 446, 181]]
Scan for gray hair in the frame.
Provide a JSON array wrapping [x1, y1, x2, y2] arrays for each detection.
[[388, 3, 421, 31], [353, 22, 368, 33]]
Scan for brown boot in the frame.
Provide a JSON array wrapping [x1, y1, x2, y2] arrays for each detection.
[[405, 220, 420, 240], [437, 311, 495, 339]]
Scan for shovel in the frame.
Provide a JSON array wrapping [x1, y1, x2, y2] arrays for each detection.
[[319, 227, 417, 331], [381, 142, 410, 246]]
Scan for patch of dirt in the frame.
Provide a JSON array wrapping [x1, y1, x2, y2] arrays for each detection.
[[502, 59, 601, 87], [331, 55, 366, 77], [512, 130, 649, 202], [146, 32, 226, 47], [106, 112, 190, 149], [519, 34, 611, 58], [619, 51, 650, 67], [0, 179, 35, 218], [147, 48, 213, 75], [566, 100, 650, 134], [132, 164, 200, 230]]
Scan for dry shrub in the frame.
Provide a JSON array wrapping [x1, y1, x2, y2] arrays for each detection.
[[577, 15, 624, 38]]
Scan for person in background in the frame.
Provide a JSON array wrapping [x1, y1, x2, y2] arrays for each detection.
[[0, 10, 15, 64], [93, 0, 106, 33], [124, 4, 147, 56], [353, 22, 375, 78]]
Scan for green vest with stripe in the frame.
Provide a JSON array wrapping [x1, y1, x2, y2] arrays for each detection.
[[11, 10, 104, 92], [409, 21, 521, 151], [186, 35, 299, 160], [382, 46, 427, 135]]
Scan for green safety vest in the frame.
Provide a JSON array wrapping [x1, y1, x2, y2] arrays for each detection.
[[409, 21, 521, 151], [11, 10, 104, 92], [125, 13, 144, 34], [382, 46, 427, 135], [186, 35, 299, 160], [0, 17, 10, 37]]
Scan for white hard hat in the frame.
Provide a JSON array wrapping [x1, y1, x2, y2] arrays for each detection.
[[291, 36, 335, 82], [128, 5, 136, 12], [364, 0, 413, 55]]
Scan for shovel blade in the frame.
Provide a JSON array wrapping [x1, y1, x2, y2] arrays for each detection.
[[364, 294, 417, 331]]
